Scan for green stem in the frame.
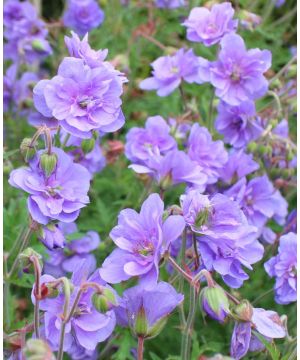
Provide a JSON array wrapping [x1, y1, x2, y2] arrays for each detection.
[[181, 285, 197, 360], [192, 233, 200, 270], [267, 90, 282, 118], [179, 85, 188, 112], [4, 257, 11, 330], [57, 322, 66, 360], [8, 227, 34, 278], [207, 89, 215, 132], [272, 5, 297, 26], [269, 55, 297, 84], [62, 133, 71, 148], [31, 255, 42, 338], [168, 256, 192, 283]]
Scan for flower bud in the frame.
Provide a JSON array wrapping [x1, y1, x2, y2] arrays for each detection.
[[81, 138, 95, 154], [92, 288, 117, 313], [134, 306, 148, 337], [257, 144, 267, 155], [40, 282, 59, 299], [232, 300, 253, 322], [31, 39, 48, 53], [287, 64, 297, 79], [40, 152, 57, 177], [19, 248, 42, 274], [200, 286, 230, 322], [287, 150, 295, 162], [23, 338, 55, 360], [147, 317, 168, 339], [247, 142, 257, 153], [20, 138, 36, 162], [164, 46, 178, 56]]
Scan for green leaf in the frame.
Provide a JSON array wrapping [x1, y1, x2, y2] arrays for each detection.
[[111, 329, 135, 360], [149, 352, 162, 360], [253, 331, 280, 360]]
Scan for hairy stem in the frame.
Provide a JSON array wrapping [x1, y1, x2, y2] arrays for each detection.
[[31, 255, 42, 338], [57, 322, 66, 360], [137, 336, 144, 360], [8, 226, 34, 278], [168, 256, 192, 283], [181, 285, 197, 360], [192, 233, 200, 270]]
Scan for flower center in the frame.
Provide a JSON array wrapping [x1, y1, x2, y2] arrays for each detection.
[[230, 66, 242, 82], [170, 66, 179, 74]]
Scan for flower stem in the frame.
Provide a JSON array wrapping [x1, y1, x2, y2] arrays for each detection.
[[8, 226, 34, 278], [179, 85, 188, 112], [207, 89, 215, 132], [168, 256, 192, 283], [181, 285, 197, 360], [137, 336, 144, 360], [31, 255, 42, 338], [192, 233, 200, 270], [57, 322, 66, 360], [269, 55, 297, 84]]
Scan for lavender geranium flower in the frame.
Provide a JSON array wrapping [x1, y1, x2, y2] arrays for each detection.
[[210, 33, 272, 106], [231, 307, 285, 359], [187, 124, 228, 184], [225, 175, 288, 231], [33, 55, 127, 138], [65, 31, 108, 69], [115, 282, 183, 338], [125, 116, 177, 165], [215, 101, 263, 148], [140, 48, 210, 97], [129, 150, 208, 191], [4, 0, 52, 63], [63, 0, 105, 36], [100, 193, 185, 285], [264, 232, 297, 305], [219, 149, 259, 184], [155, 0, 186, 8], [4, 64, 17, 112], [35, 261, 116, 351], [9, 147, 91, 225], [44, 222, 100, 278], [183, 2, 238, 46], [39, 223, 66, 249], [181, 190, 263, 287]]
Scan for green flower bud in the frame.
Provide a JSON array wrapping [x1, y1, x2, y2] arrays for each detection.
[[92, 288, 117, 313], [247, 142, 257, 153], [265, 145, 273, 157], [287, 64, 297, 79], [269, 78, 282, 90], [19, 248, 42, 273], [147, 317, 168, 339], [164, 46, 178, 56], [200, 286, 230, 322], [287, 150, 295, 162], [40, 152, 57, 177], [257, 144, 267, 155], [31, 39, 47, 53], [134, 306, 148, 337], [269, 118, 279, 128], [23, 339, 55, 360], [81, 138, 95, 154], [232, 299, 253, 322], [20, 138, 36, 162]]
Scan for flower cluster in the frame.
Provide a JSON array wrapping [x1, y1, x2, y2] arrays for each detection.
[[33, 32, 127, 138], [4, 0, 52, 63]]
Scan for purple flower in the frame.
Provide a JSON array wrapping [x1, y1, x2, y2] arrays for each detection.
[[181, 191, 263, 288], [39, 223, 66, 249], [215, 101, 263, 148], [4, 64, 17, 112], [9, 148, 91, 225], [35, 261, 116, 351], [284, 209, 297, 234], [225, 175, 288, 231], [44, 222, 100, 277], [201, 286, 230, 322], [100, 193, 185, 285], [183, 2, 238, 46], [264, 232, 297, 304], [4, 0, 52, 63], [33, 55, 127, 138], [155, 0, 186, 8], [219, 149, 259, 184], [64, 31, 108, 69], [28, 112, 59, 128], [210, 33, 272, 105], [63, 0, 105, 36], [115, 281, 183, 337], [187, 124, 228, 184], [140, 48, 210, 97], [67, 345, 98, 360], [125, 116, 177, 165], [168, 117, 192, 142], [231, 307, 285, 359], [273, 0, 285, 7], [129, 150, 208, 191]]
